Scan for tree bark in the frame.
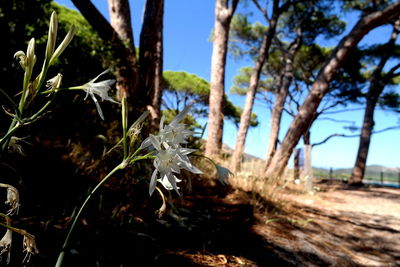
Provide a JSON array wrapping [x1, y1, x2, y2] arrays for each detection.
[[265, 2, 400, 179], [139, 0, 164, 130], [108, 0, 139, 99], [349, 19, 400, 185], [72, 0, 139, 100], [205, 0, 239, 158], [303, 131, 313, 192], [264, 35, 301, 171], [230, 0, 280, 173]]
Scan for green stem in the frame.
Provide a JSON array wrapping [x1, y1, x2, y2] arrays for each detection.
[[1, 96, 55, 152], [34, 60, 49, 96], [121, 97, 128, 159], [18, 70, 31, 114], [0, 121, 20, 151], [28, 98, 54, 122], [0, 88, 19, 116], [55, 162, 125, 267], [40, 87, 69, 95]]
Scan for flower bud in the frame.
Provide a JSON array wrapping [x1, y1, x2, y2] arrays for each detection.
[[45, 11, 58, 61], [14, 51, 26, 70], [49, 25, 75, 65]]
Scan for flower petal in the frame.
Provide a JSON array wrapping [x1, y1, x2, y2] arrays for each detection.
[[89, 92, 105, 120], [149, 134, 161, 151], [149, 169, 158, 196], [89, 69, 110, 84], [139, 137, 152, 150], [171, 104, 193, 125]]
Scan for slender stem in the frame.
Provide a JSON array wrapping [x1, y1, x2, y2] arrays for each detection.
[[121, 97, 128, 159], [19, 70, 31, 114], [55, 162, 126, 267], [0, 221, 20, 234], [0, 88, 19, 115], [129, 152, 155, 164], [1, 96, 55, 152], [128, 148, 142, 160], [0, 121, 20, 151], [34, 60, 49, 96], [27, 98, 54, 122]]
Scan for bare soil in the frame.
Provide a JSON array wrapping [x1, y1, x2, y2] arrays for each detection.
[[11, 178, 399, 267], [154, 179, 400, 267]]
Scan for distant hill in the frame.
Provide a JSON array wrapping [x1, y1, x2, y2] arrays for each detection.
[[222, 144, 262, 162]]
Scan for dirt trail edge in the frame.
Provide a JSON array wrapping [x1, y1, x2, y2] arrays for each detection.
[[152, 179, 400, 267]]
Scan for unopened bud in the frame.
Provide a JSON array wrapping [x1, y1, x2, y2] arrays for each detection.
[[14, 51, 26, 70], [49, 25, 75, 65], [45, 11, 58, 60]]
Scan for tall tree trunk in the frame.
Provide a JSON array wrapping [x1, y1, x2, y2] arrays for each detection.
[[265, 2, 400, 179], [108, 0, 138, 99], [72, 0, 139, 101], [230, 0, 280, 173], [303, 131, 313, 192], [205, 0, 239, 158], [139, 0, 164, 130], [349, 19, 400, 185], [264, 35, 301, 171], [349, 86, 382, 184]]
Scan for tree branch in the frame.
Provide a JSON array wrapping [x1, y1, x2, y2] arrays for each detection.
[[252, 0, 269, 21], [71, 0, 128, 52], [317, 117, 356, 124], [228, 0, 240, 17], [312, 125, 400, 147]]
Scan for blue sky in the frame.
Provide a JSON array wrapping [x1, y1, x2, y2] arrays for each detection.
[[56, 0, 399, 169]]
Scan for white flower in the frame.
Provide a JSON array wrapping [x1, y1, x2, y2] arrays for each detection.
[[22, 233, 39, 263], [0, 229, 12, 264], [149, 147, 202, 195], [0, 183, 20, 215], [142, 104, 202, 196], [46, 73, 63, 91], [149, 147, 182, 195], [83, 70, 118, 120], [5, 185, 20, 215], [140, 105, 195, 150]]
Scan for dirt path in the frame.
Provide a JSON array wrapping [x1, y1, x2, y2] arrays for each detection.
[[153, 180, 400, 266], [254, 182, 400, 266], [27, 178, 398, 266]]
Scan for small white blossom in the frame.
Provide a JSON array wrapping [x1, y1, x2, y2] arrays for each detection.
[[46, 73, 63, 91], [83, 70, 118, 120], [22, 233, 39, 263], [149, 147, 182, 195], [140, 104, 195, 150], [0, 183, 20, 215], [142, 104, 202, 196], [0, 229, 12, 264]]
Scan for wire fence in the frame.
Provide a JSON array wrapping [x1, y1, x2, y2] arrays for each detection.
[[314, 168, 400, 187]]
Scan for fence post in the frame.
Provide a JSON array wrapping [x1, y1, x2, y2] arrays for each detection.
[[294, 149, 300, 181], [380, 171, 383, 184]]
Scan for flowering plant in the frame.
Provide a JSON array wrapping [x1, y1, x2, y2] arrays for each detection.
[[0, 10, 231, 267]]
